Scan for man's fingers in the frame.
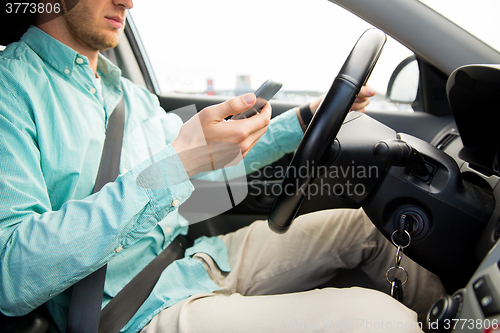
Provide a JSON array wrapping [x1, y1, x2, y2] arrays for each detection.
[[241, 126, 268, 157], [359, 85, 376, 98], [350, 86, 375, 112], [351, 98, 370, 112], [221, 101, 271, 141], [240, 101, 272, 131], [209, 93, 256, 119], [209, 124, 266, 168]]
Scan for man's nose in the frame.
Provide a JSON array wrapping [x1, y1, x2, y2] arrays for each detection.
[[113, 0, 134, 10]]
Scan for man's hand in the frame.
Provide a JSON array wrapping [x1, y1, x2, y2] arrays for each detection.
[[311, 85, 376, 115], [172, 94, 271, 178], [297, 85, 376, 131], [350, 85, 377, 113]]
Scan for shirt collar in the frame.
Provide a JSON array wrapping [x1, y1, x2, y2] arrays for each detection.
[[22, 26, 80, 76], [21, 26, 122, 86]]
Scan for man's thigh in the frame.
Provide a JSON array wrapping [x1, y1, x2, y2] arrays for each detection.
[[141, 288, 424, 333], [219, 208, 380, 295]]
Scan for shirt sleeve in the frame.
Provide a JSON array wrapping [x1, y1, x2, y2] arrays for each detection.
[[0, 81, 194, 316], [242, 107, 303, 172]]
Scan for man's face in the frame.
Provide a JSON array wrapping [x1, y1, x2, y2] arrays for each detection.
[[62, 0, 133, 51]]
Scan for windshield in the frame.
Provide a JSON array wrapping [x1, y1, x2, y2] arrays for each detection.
[[419, 0, 500, 52]]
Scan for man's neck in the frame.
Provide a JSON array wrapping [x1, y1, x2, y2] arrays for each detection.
[[37, 21, 99, 74]]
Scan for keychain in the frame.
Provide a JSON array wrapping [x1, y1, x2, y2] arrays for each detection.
[[386, 220, 411, 303]]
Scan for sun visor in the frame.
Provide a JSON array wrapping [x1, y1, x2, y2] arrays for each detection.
[[446, 64, 500, 175]]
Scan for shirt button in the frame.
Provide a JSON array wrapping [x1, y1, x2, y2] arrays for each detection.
[[89, 87, 97, 95], [115, 245, 123, 253], [64, 69, 70, 75], [171, 199, 180, 207], [165, 226, 172, 234], [76, 57, 84, 64]]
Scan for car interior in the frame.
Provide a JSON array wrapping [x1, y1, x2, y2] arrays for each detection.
[[2, 0, 500, 332]]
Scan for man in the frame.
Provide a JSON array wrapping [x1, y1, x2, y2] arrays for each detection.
[[0, 0, 444, 332]]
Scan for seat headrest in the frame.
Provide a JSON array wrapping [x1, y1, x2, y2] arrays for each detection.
[[0, 12, 37, 46]]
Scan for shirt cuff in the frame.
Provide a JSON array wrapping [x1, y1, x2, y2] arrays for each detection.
[[132, 144, 194, 222]]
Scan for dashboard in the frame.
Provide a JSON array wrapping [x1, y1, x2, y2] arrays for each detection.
[[424, 64, 500, 332]]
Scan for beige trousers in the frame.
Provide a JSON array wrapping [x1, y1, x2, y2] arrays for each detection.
[[141, 209, 445, 333]]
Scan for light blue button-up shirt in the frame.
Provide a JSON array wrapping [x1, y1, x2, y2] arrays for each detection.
[[0, 26, 303, 332]]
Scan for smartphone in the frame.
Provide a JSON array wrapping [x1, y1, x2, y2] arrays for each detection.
[[231, 80, 283, 120]]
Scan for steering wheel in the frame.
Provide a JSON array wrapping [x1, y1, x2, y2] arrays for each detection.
[[268, 29, 387, 234]]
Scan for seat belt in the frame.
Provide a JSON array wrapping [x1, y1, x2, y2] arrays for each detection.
[[66, 97, 125, 333], [98, 236, 191, 333]]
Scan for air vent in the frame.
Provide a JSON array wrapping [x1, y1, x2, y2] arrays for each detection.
[[436, 133, 459, 150]]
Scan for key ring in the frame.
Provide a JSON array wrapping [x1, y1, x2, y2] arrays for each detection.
[[391, 230, 411, 248], [386, 266, 408, 285]]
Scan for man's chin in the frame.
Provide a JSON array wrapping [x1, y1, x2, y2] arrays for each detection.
[[103, 39, 119, 50], [92, 33, 120, 51]]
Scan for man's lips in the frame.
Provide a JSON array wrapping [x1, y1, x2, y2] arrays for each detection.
[[105, 16, 124, 29]]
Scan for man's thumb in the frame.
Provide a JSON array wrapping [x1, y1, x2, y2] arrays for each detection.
[[214, 93, 256, 118]]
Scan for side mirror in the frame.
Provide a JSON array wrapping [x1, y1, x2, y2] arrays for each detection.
[[387, 55, 420, 106]]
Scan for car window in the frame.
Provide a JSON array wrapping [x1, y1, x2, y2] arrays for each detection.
[[130, 0, 416, 111]]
